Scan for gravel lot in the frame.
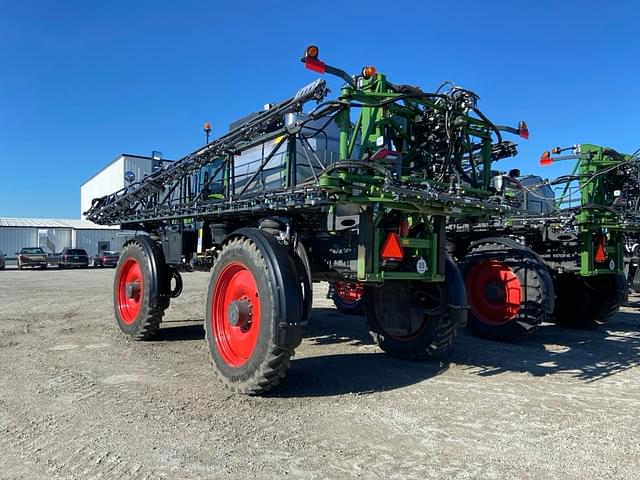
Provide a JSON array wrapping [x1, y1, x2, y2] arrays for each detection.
[[0, 267, 639, 479]]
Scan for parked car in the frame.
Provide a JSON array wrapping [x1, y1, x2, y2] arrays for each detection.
[[47, 252, 61, 267], [0, 249, 5, 270], [17, 247, 48, 270], [58, 248, 89, 269], [93, 250, 120, 267]]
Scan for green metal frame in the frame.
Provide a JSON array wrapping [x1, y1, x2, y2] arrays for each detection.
[[543, 144, 637, 276], [318, 72, 501, 283]]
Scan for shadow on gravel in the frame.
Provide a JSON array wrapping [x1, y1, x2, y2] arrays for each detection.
[[272, 353, 448, 398], [304, 307, 373, 347], [453, 311, 640, 382], [156, 322, 205, 341], [149, 306, 640, 391], [154, 310, 447, 397], [270, 308, 448, 397], [154, 308, 374, 345]]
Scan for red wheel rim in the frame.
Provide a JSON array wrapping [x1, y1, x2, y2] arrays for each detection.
[[334, 282, 363, 304], [465, 260, 521, 326], [211, 262, 261, 367], [116, 257, 144, 325]]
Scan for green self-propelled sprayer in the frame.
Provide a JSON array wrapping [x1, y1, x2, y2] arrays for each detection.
[[446, 143, 639, 341], [85, 46, 531, 394]]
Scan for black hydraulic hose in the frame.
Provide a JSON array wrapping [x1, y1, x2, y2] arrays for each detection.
[[471, 107, 502, 144]]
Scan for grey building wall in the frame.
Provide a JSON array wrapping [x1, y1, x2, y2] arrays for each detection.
[[74, 229, 139, 257], [0, 227, 73, 257], [0, 226, 141, 259], [0, 227, 39, 257]]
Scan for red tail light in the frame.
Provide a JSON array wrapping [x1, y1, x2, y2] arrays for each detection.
[[518, 120, 529, 139], [539, 151, 553, 166], [304, 57, 326, 73], [380, 232, 404, 262]]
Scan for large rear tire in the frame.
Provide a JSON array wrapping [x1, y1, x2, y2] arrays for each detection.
[[364, 257, 466, 359], [553, 273, 626, 329], [113, 237, 170, 340], [205, 230, 304, 394], [460, 238, 554, 342]]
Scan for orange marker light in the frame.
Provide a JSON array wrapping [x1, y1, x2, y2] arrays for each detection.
[[362, 66, 377, 79], [305, 45, 319, 59], [203, 122, 211, 133]]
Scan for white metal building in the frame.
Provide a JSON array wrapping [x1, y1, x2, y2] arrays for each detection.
[[80, 153, 173, 219], [1, 153, 170, 259], [0, 218, 141, 259]]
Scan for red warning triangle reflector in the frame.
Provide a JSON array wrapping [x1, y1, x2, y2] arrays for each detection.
[[595, 241, 606, 263], [381, 232, 404, 262]]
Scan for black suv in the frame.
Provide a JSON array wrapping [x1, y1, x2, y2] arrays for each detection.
[[58, 248, 89, 269]]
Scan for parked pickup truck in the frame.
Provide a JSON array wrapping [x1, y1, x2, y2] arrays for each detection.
[[58, 248, 89, 269], [17, 247, 48, 270]]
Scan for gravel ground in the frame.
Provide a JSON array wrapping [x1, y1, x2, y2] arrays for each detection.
[[0, 267, 639, 479]]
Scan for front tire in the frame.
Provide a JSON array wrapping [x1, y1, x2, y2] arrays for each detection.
[[113, 238, 170, 340], [205, 231, 304, 394]]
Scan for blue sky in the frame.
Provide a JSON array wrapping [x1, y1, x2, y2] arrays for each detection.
[[1, 1, 638, 218]]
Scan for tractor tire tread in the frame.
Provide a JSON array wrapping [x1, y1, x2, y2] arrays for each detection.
[[206, 236, 295, 395], [115, 240, 167, 341]]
